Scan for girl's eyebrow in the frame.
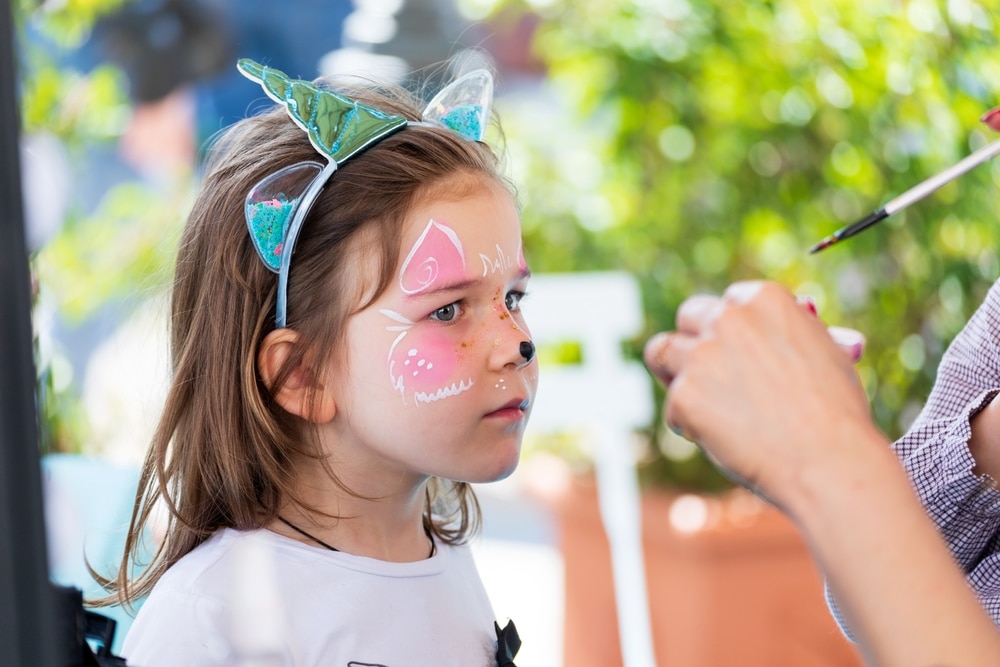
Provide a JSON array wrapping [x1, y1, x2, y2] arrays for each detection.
[[405, 267, 532, 301], [405, 277, 481, 301]]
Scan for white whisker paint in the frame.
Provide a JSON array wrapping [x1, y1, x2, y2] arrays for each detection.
[[413, 379, 474, 405]]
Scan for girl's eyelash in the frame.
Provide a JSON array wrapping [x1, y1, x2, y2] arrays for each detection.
[[428, 300, 463, 322]]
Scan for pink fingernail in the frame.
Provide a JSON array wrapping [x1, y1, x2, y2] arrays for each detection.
[[981, 107, 1000, 132], [796, 295, 817, 317], [828, 326, 865, 363]]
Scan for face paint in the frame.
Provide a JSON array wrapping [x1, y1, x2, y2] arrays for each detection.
[[382, 217, 527, 406], [399, 220, 466, 295], [381, 308, 476, 405], [479, 243, 519, 277], [382, 220, 474, 404]]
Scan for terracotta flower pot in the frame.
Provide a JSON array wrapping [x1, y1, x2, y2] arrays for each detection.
[[551, 476, 864, 667]]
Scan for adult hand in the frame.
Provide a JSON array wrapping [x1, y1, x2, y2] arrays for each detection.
[[643, 281, 877, 507], [982, 106, 1000, 131]]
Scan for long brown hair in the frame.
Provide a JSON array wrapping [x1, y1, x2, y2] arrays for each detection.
[[95, 75, 511, 608]]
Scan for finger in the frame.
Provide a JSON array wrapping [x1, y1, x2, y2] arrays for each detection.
[[643, 332, 672, 383], [643, 331, 698, 385], [796, 295, 818, 317], [982, 107, 1000, 132], [828, 325, 865, 363], [663, 389, 693, 443], [675, 295, 725, 335], [722, 280, 765, 305]]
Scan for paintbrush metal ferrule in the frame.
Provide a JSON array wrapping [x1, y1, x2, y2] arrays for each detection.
[[809, 208, 888, 254], [809, 136, 1000, 253]]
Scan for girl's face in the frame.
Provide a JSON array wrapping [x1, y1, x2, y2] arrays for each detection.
[[326, 179, 537, 487]]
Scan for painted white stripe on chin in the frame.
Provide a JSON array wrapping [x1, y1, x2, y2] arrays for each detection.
[[413, 379, 475, 405]]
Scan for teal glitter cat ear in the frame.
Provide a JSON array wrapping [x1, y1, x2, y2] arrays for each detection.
[[421, 69, 493, 142], [245, 161, 323, 272], [238, 59, 494, 328]]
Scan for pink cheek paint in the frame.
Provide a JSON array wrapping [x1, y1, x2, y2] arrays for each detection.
[[399, 220, 466, 295], [389, 329, 461, 393]]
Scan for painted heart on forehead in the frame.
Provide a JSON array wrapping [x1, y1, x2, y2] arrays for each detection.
[[399, 219, 465, 295]]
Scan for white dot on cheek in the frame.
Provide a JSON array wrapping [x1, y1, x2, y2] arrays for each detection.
[[408, 349, 418, 357]]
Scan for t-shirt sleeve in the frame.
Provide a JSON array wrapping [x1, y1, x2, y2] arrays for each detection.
[[121, 588, 234, 667]]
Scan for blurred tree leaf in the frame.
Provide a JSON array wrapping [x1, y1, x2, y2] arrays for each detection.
[[494, 0, 1000, 490], [17, 0, 188, 453]]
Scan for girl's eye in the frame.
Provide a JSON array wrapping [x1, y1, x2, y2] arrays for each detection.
[[506, 291, 526, 312], [431, 303, 458, 322]]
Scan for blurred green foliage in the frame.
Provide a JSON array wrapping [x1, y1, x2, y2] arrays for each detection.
[[493, 0, 1000, 490], [18, 0, 187, 453]]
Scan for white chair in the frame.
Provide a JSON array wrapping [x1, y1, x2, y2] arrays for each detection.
[[522, 271, 656, 667]]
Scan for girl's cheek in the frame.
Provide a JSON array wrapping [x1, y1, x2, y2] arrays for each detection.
[[389, 328, 461, 391]]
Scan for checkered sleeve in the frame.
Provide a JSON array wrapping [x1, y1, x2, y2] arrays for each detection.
[[828, 278, 1000, 638], [891, 277, 1000, 625]]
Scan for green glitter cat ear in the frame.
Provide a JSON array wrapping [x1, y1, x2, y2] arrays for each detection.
[[239, 58, 409, 326], [237, 58, 408, 164]]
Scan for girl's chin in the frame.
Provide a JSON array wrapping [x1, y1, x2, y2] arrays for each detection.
[[477, 447, 522, 484]]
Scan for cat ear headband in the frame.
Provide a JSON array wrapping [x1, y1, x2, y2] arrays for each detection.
[[237, 58, 494, 328]]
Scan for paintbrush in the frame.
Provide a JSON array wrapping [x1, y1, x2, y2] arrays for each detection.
[[810, 132, 1000, 254]]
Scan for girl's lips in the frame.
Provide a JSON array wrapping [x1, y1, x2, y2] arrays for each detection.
[[486, 398, 529, 418]]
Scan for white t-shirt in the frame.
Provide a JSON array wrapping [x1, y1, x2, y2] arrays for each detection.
[[121, 528, 500, 667]]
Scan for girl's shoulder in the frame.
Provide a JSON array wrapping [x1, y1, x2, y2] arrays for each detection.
[[151, 528, 248, 596]]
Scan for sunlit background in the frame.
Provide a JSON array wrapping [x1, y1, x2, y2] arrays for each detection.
[[15, 0, 1000, 664]]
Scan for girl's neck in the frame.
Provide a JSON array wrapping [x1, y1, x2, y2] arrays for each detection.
[[272, 510, 435, 562], [275, 465, 432, 562]]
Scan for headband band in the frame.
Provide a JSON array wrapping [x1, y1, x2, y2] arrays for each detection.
[[238, 59, 494, 328]]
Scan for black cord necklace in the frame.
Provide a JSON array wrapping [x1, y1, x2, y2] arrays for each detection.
[[277, 515, 339, 551], [276, 515, 436, 558]]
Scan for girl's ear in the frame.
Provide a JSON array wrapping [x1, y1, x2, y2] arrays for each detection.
[[258, 328, 337, 423]]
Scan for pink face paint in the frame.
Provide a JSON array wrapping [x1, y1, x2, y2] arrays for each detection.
[[385, 321, 473, 405], [385, 219, 477, 404], [399, 220, 466, 295]]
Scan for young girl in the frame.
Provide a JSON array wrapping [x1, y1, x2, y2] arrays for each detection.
[[99, 59, 537, 666]]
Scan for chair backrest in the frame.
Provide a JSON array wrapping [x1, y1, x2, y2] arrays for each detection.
[[522, 271, 653, 439]]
